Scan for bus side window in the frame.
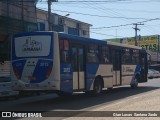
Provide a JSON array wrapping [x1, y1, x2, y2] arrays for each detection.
[[60, 40, 70, 63], [101, 45, 110, 63], [122, 48, 131, 64], [132, 49, 140, 64], [87, 44, 99, 63]]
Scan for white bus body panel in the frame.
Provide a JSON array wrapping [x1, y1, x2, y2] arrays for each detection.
[[89, 64, 113, 90], [73, 72, 78, 90], [121, 65, 137, 85]]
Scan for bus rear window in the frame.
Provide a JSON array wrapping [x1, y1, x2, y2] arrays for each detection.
[[14, 35, 51, 57]]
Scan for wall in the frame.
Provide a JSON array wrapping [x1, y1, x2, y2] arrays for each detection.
[[36, 9, 48, 31], [36, 9, 91, 37], [0, 0, 37, 61]]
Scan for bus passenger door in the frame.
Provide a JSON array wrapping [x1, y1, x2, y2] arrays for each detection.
[[112, 49, 121, 86], [71, 45, 85, 90]]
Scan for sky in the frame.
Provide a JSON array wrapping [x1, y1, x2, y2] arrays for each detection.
[[36, 0, 160, 40]]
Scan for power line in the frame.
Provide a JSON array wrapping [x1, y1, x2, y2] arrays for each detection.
[[7, 2, 151, 22], [141, 24, 160, 34], [91, 31, 124, 38], [39, 0, 132, 2], [104, 8, 160, 14], [36, 0, 160, 5], [51, 9, 149, 20], [37, 0, 160, 4], [55, 4, 160, 14], [85, 3, 137, 24], [6, 2, 157, 26], [53, 0, 160, 3], [91, 18, 160, 29], [91, 23, 133, 29], [0, 0, 38, 2]]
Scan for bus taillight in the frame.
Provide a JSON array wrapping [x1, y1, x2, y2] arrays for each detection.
[[13, 68, 20, 80], [45, 67, 52, 78]]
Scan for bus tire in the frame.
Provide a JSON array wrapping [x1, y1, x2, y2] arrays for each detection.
[[131, 76, 139, 88], [93, 78, 103, 95]]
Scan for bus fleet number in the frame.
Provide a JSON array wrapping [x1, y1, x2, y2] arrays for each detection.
[[40, 63, 49, 67], [64, 68, 70, 72]]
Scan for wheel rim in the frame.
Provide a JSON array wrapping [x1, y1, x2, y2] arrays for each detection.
[[94, 82, 101, 93]]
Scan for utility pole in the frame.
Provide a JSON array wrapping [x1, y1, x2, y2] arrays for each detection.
[[157, 35, 160, 63], [6, 0, 9, 34], [21, 0, 24, 31], [48, 0, 51, 31], [133, 23, 144, 46], [48, 0, 58, 31]]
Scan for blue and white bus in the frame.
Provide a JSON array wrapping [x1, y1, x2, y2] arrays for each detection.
[[11, 31, 148, 96]]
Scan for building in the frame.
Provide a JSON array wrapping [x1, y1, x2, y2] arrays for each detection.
[[37, 9, 91, 38], [0, 0, 37, 62], [0, 2, 91, 62]]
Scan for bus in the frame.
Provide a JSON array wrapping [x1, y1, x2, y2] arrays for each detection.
[[11, 31, 148, 96]]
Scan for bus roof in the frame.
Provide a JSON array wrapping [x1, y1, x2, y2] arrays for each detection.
[[107, 41, 142, 49], [13, 31, 107, 44], [58, 32, 106, 44], [13, 31, 142, 50], [58, 33, 143, 50]]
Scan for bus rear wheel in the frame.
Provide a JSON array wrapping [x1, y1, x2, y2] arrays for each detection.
[[131, 76, 139, 88], [93, 78, 103, 95]]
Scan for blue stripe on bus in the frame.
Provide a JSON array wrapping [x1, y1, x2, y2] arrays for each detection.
[[135, 64, 141, 74], [60, 64, 73, 93], [86, 64, 99, 90], [12, 60, 26, 79], [31, 60, 53, 83], [135, 64, 142, 80]]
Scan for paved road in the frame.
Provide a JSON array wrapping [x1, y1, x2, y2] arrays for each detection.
[[63, 79, 160, 120], [0, 78, 160, 120]]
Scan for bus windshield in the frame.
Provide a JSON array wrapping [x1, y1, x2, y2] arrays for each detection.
[[14, 35, 51, 58]]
